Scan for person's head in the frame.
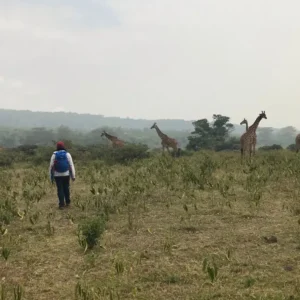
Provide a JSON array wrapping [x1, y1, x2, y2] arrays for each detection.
[[56, 141, 65, 151]]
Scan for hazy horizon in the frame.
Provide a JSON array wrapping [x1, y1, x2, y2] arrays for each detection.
[[1, 1, 300, 128]]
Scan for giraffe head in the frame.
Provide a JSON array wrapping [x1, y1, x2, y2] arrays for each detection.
[[150, 122, 157, 129], [240, 118, 247, 125], [100, 130, 106, 137], [259, 111, 267, 119]]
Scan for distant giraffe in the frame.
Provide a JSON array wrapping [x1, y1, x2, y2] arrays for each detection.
[[101, 131, 124, 148], [295, 134, 300, 153], [240, 111, 267, 159], [240, 117, 257, 151], [150, 122, 180, 156], [240, 118, 249, 131]]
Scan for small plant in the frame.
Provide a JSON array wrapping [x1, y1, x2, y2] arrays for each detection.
[[46, 221, 55, 236], [0, 283, 7, 300], [115, 260, 125, 275], [13, 284, 23, 300], [225, 248, 232, 261], [0, 224, 7, 236], [66, 213, 74, 225], [162, 235, 175, 255], [1, 247, 11, 261], [127, 208, 134, 230], [0, 210, 13, 225], [75, 282, 93, 300], [244, 277, 256, 288], [77, 216, 106, 251], [202, 257, 218, 283], [29, 212, 40, 225], [84, 253, 96, 269], [163, 274, 181, 284]]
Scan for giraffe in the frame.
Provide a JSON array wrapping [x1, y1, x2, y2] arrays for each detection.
[[240, 111, 267, 159], [295, 133, 300, 153], [101, 131, 124, 148], [240, 118, 249, 131], [240, 117, 257, 151], [150, 122, 180, 156]]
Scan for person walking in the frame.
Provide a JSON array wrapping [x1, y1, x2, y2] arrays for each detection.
[[49, 141, 75, 209]]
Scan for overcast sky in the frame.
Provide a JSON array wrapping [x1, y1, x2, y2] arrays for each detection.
[[0, 0, 300, 128]]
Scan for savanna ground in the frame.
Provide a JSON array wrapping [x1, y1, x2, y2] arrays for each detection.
[[1, 150, 300, 299]]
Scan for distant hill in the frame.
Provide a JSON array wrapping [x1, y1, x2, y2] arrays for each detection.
[[0, 109, 195, 131], [0, 109, 249, 134]]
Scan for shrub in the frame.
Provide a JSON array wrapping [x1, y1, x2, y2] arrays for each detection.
[[258, 144, 283, 151], [78, 216, 106, 250], [0, 209, 13, 224], [176, 149, 193, 157], [0, 152, 13, 167], [215, 137, 240, 152], [287, 143, 297, 151], [105, 144, 150, 165], [17, 144, 38, 155]]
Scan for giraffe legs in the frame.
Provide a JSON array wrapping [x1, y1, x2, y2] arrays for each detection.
[[252, 138, 256, 156], [249, 146, 253, 158], [162, 142, 170, 153], [173, 147, 179, 157], [249, 144, 253, 157]]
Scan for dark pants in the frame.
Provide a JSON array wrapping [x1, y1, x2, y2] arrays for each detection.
[[54, 176, 70, 207]]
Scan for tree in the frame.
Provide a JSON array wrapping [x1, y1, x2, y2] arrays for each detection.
[[275, 126, 297, 147], [23, 127, 54, 145], [187, 119, 213, 150], [187, 114, 234, 151], [211, 114, 234, 144], [256, 127, 275, 146], [287, 143, 296, 151], [56, 125, 74, 141]]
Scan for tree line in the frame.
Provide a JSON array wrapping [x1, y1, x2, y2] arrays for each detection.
[[0, 114, 298, 150]]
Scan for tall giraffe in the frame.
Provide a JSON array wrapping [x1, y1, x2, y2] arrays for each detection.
[[150, 122, 179, 156], [101, 131, 124, 148], [240, 111, 267, 159], [295, 133, 300, 153], [240, 117, 257, 150]]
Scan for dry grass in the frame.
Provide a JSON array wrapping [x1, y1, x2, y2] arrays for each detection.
[[1, 151, 300, 299]]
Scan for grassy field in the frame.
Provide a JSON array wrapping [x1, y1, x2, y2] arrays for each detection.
[[1, 150, 300, 299]]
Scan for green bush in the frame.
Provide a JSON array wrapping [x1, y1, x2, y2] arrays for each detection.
[[0, 152, 13, 167], [287, 143, 296, 151], [78, 216, 106, 250], [108, 143, 149, 164], [258, 144, 283, 151], [16, 144, 38, 155], [176, 148, 193, 157], [0, 209, 13, 224], [214, 137, 240, 152]]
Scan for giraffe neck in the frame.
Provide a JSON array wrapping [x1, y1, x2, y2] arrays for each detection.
[[154, 125, 167, 140], [248, 116, 263, 133], [245, 121, 248, 131]]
